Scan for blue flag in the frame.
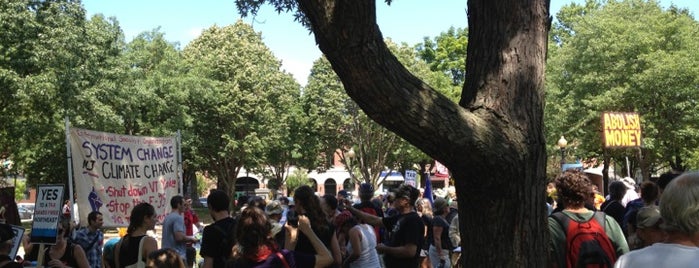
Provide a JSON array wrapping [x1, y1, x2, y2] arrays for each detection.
[[424, 171, 434, 205]]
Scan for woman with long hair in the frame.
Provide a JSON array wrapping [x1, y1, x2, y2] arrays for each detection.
[[115, 203, 159, 268], [415, 198, 433, 268], [228, 207, 333, 268], [287, 186, 342, 267], [43, 217, 90, 268], [334, 211, 380, 268]]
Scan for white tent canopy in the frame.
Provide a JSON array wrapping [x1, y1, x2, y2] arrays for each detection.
[[583, 166, 619, 179]]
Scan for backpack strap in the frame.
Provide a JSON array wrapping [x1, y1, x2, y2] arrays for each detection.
[[550, 210, 607, 230], [591, 211, 607, 231], [550, 211, 569, 231]]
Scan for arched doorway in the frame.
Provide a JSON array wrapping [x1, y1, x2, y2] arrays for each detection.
[[235, 177, 259, 197], [342, 179, 354, 190], [325, 179, 337, 196], [309, 179, 318, 192]]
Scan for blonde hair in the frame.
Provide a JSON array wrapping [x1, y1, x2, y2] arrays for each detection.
[[415, 198, 433, 217]]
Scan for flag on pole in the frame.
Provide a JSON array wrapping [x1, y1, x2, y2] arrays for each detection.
[[423, 171, 434, 205]]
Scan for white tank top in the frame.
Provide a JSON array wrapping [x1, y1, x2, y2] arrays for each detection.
[[346, 224, 381, 268]]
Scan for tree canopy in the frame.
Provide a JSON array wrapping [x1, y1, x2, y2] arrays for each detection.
[[237, 0, 551, 266], [546, 0, 699, 176]]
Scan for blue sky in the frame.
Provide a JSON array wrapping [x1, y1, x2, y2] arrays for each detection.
[[82, 0, 697, 86]]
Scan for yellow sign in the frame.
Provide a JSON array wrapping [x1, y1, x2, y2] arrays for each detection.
[[602, 112, 641, 147]]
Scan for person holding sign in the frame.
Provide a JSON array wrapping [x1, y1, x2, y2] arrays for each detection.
[[43, 217, 90, 268], [115, 203, 159, 268], [0, 223, 22, 268]]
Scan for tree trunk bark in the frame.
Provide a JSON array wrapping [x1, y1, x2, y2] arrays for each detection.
[[296, 0, 550, 265]]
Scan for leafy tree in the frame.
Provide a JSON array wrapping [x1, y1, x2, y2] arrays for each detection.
[[417, 26, 469, 88], [254, 67, 301, 192], [237, 0, 551, 265], [547, 0, 699, 176], [284, 168, 312, 196], [0, 0, 39, 161], [182, 21, 300, 203], [298, 56, 352, 172], [5, 0, 127, 186], [303, 40, 452, 190]]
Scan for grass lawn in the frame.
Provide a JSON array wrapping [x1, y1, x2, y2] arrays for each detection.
[[193, 207, 213, 225]]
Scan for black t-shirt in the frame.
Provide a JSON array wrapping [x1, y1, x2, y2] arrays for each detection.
[[201, 217, 237, 268], [421, 215, 433, 250], [382, 212, 424, 268], [430, 216, 450, 250], [295, 223, 336, 268], [44, 242, 79, 268], [295, 223, 334, 255], [601, 200, 625, 226]]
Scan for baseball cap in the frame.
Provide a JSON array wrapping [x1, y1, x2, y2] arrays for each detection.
[[636, 206, 662, 229], [433, 197, 448, 212], [265, 200, 284, 215], [359, 183, 374, 194], [338, 190, 350, 199], [359, 183, 374, 199]]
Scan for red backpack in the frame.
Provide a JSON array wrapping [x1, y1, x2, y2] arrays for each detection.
[[550, 211, 617, 268]]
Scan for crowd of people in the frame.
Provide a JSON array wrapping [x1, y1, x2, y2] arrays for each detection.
[[548, 170, 699, 267], [4, 170, 697, 267], [3, 182, 460, 268]]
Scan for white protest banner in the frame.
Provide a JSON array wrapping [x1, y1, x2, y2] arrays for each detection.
[[404, 170, 417, 187], [30, 185, 64, 244], [69, 128, 179, 227]]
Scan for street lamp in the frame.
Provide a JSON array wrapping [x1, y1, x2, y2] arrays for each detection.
[[344, 148, 357, 183], [345, 148, 356, 159], [557, 136, 568, 171]]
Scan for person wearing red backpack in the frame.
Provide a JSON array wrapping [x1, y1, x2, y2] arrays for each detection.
[[548, 170, 629, 268]]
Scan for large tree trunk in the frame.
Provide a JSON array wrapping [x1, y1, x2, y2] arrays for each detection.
[[296, 0, 550, 266]]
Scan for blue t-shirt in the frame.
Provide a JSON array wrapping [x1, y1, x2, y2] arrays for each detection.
[[162, 212, 187, 260]]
